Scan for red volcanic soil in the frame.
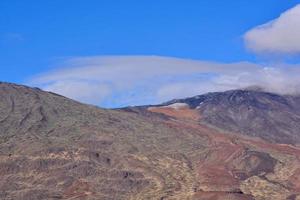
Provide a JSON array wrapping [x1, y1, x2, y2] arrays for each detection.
[[148, 105, 200, 121], [148, 105, 300, 199], [194, 191, 254, 200]]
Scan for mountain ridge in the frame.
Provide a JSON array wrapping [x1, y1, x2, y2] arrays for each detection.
[[145, 89, 300, 144]]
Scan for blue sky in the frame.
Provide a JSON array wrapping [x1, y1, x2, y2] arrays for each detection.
[[1, 1, 300, 107]]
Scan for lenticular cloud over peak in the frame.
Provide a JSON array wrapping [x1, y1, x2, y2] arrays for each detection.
[[28, 56, 300, 107]]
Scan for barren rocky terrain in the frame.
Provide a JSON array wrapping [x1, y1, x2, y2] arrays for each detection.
[[1, 82, 300, 200]]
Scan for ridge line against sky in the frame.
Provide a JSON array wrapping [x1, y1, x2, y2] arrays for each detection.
[[1, 1, 300, 107]]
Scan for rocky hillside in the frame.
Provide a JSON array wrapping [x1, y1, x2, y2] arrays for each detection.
[[158, 89, 300, 144], [1, 82, 300, 200]]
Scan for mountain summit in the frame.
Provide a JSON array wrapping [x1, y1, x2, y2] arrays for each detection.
[[156, 89, 300, 144], [1, 82, 300, 200]]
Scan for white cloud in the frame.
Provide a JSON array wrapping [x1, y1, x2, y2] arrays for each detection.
[[28, 56, 300, 107], [43, 80, 111, 105], [244, 4, 300, 54], [157, 66, 300, 102]]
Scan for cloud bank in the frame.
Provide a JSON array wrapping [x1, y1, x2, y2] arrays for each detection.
[[244, 4, 300, 55], [28, 56, 300, 107]]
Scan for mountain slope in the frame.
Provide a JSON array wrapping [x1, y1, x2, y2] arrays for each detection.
[[1, 82, 300, 200], [156, 89, 300, 144]]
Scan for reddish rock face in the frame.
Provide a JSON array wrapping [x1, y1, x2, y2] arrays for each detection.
[[1, 82, 300, 200], [148, 103, 200, 121], [146, 99, 300, 199]]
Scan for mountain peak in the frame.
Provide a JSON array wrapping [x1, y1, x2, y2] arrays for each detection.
[[152, 89, 300, 144], [242, 85, 266, 92]]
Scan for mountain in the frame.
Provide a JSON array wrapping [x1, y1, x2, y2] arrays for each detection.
[[157, 89, 300, 144], [1, 82, 300, 200]]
